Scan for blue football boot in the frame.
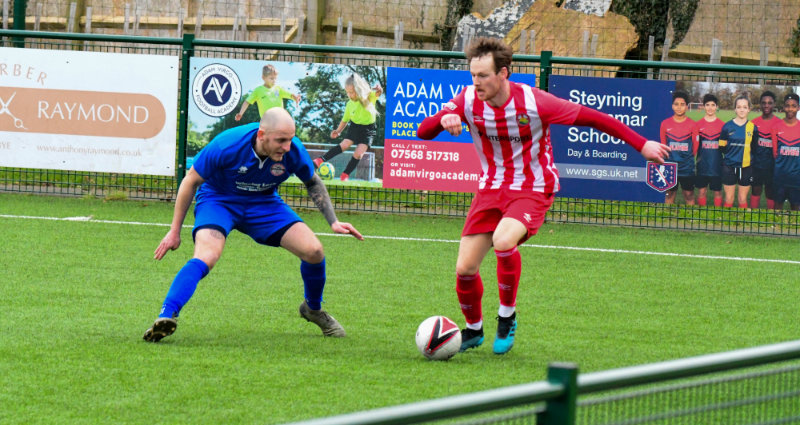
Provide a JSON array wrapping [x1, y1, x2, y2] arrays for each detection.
[[492, 312, 516, 354]]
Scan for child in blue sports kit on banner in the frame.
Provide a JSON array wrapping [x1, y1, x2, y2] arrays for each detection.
[[143, 107, 363, 342]]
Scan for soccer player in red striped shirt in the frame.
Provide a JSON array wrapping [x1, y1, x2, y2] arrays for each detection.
[[418, 37, 670, 355]]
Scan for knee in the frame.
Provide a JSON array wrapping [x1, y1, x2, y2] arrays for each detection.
[[456, 260, 480, 277], [300, 242, 325, 264], [492, 235, 519, 252], [193, 254, 219, 270]]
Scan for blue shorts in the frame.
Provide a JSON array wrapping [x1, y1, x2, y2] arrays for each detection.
[[193, 195, 302, 247]]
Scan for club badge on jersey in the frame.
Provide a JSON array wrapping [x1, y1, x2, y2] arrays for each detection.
[[646, 161, 678, 192]]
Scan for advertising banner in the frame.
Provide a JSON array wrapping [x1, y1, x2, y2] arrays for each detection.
[[548, 74, 675, 202], [0, 48, 178, 176], [187, 57, 385, 182], [383, 66, 535, 192]]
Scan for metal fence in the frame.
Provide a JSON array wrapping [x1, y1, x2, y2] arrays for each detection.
[[282, 340, 800, 425], [1, 29, 800, 236]]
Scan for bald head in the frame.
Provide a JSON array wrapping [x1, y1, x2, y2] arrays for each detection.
[[255, 107, 296, 161], [260, 107, 296, 134]]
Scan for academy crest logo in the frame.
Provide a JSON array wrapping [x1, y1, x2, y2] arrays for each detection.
[[192, 63, 242, 117], [238, 166, 248, 174], [517, 114, 530, 125], [646, 161, 677, 192], [270, 163, 286, 176]]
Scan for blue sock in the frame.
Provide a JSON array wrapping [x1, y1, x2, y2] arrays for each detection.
[[159, 258, 210, 318], [301, 258, 326, 310]]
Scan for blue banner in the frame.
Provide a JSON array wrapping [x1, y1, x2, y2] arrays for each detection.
[[385, 67, 535, 143], [548, 75, 675, 202]]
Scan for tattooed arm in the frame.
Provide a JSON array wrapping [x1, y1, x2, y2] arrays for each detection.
[[304, 175, 364, 240]]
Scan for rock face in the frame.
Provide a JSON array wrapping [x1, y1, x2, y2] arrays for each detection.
[[454, 0, 637, 61], [507, 1, 637, 59], [453, 0, 535, 51], [563, 0, 612, 17]]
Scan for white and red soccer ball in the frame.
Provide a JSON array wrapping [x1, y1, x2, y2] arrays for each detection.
[[415, 316, 461, 361]]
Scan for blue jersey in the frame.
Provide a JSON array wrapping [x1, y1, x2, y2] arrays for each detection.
[[751, 116, 777, 170], [773, 120, 800, 188], [695, 117, 723, 177], [719, 120, 757, 168], [192, 123, 314, 202], [660, 117, 697, 176]]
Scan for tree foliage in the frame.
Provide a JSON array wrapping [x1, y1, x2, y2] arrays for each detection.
[[610, 0, 698, 50]]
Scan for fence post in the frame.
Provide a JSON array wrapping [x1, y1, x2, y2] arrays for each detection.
[[538, 362, 578, 425], [539, 50, 552, 91], [176, 33, 195, 184], [12, 0, 25, 47]]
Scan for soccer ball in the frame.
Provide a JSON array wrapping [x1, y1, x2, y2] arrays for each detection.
[[317, 162, 335, 180], [415, 316, 462, 361]]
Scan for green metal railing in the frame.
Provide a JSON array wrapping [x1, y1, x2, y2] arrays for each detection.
[[1, 29, 799, 235], [283, 339, 800, 425]]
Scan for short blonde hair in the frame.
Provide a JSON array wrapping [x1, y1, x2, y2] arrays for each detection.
[[262, 64, 278, 77]]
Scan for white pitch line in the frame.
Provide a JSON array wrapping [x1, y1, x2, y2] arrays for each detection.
[[2, 213, 799, 265]]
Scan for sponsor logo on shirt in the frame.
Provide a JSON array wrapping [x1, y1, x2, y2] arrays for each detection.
[[192, 63, 242, 117], [238, 166, 248, 174], [270, 163, 286, 176], [444, 102, 456, 111]]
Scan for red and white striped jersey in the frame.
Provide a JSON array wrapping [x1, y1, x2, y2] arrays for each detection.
[[446, 82, 581, 192]]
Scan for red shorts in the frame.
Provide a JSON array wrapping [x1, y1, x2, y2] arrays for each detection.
[[462, 189, 554, 243]]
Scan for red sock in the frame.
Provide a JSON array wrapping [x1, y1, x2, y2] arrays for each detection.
[[738, 202, 747, 209], [495, 247, 521, 309], [714, 197, 723, 207], [697, 196, 707, 206], [750, 195, 760, 209], [724, 202, 733, 208], [767, 199, 775, 209], [456, 273, 483, 325]]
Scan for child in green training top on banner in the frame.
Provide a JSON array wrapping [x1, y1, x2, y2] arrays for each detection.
[[314, 73, 382, 181], [235, 64, 301, 121]]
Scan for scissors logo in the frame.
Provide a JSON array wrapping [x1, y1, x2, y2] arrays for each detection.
[[0, 92, 26, 130]]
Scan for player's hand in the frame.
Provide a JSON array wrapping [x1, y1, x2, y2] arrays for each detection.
[[641, 141, 671, 164], [330, 130, 339, 139], [234, 113, 242, 121], [154, 230, 181, 260], [331, 221, 364, 241], [293, 94, 301, 104], [441, 114, 463, 136], [373, 84, 383, 96]]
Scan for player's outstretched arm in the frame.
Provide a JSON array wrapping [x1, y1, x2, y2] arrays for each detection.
[[640, 141, 671, 164], [304, 174, 364, 240], [154, 168, 205, 260], [418, 113, 463, 139]]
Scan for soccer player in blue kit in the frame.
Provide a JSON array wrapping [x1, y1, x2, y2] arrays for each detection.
[[143, 107, 363, 342]]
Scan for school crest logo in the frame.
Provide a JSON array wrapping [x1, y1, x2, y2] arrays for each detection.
[[270, 163, 286, 176], [646, 161, 677, 192], [517, 114, 530, 125], [192, 63, 242, 117], [238, 166, 248, 174]]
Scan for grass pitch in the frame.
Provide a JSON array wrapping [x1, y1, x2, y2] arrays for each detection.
[[1, 193, 798, 424]]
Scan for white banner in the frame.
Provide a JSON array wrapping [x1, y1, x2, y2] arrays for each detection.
[[0, 48, 178, 176]]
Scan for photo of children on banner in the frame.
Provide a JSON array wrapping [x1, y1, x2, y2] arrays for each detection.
[[750, 91, 778, 209], [235, 64, 301, 121], [313, 73, 383, 181], [694, 93, 725, 207], [772, 93, 800, 211], [719, 95, 758, 209], [660, 90, 697, 205]]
